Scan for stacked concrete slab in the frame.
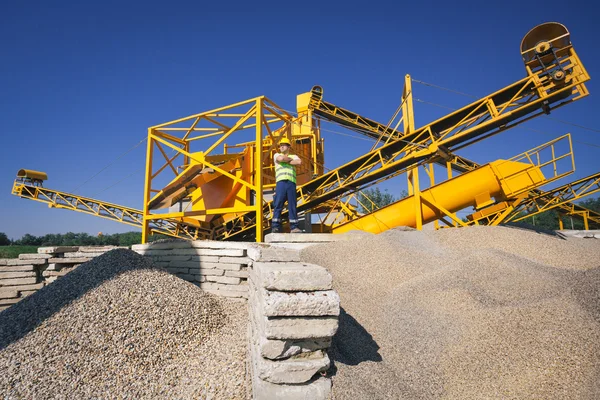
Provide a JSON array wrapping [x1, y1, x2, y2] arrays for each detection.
[[133, 240, 250, 299], [0, 246, 122, 311], [265, 232, 355, 249], [248, 236, 340, 399]]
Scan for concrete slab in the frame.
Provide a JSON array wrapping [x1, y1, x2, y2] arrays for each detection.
[[0, 277, 37, 286], [6, 259, 46, 266], [225, 270, 249, 278], [78, 246, 124, 252], [252, 262, 332, 291], [131, 241, 192, 251], [255, 345, 330, 384], [265, 233, 344, 243], [218, 256, 251, 265], [0, 271, 36, 279], [37, 246, 79, 254], [251, 340, 331, 399], [261, 315, 339, 340], [18, 254, 52, 260], [206, 275, 242, 285], [0, 265, 35, 272], [1, 283, 44, 292], [259, 335, 332, 360], [247, 244, 301, 262], [262, 289, 340, 317], [48, 258, 91, 264], [63, 252, 108, 258], [0, 298, 22, 306], [191, 240, 250, 250], [187, 267, 224, 276], [0, 289, 18, 299]]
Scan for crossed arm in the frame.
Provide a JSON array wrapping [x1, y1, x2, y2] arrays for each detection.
[[276, 155, 302, 165]]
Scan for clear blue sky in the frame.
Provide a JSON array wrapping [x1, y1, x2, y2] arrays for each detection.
[[1, 1, 599, 239]]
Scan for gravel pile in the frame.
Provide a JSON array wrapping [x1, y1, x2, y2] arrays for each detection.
[[0, 249, 249, 399], [302, 225, 600, 399]]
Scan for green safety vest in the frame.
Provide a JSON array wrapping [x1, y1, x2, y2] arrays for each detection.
[[275, 154, 297, 183]]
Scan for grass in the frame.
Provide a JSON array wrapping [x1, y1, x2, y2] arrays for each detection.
[[0, 246, 39, 259]]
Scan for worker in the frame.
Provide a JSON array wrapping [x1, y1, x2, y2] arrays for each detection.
[[272, 137, 302, 233]]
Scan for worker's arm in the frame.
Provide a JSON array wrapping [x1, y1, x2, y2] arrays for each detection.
[[289, 155, 302, 166], [276, 155, 294, 163]]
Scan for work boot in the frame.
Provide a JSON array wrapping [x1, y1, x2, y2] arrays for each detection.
[[290, 228, 303, 233]]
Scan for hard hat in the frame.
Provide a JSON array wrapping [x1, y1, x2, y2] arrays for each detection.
[[279, 138, 291, 146]]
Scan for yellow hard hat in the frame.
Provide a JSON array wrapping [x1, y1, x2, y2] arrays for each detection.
[[279, 138, 291, 146]]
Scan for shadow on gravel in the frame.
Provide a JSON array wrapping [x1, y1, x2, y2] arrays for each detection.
[[0, 249, 155, 350], [329, 308, 382, 372]]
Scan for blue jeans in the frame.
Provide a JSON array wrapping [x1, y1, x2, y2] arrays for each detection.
[[272, 180, 298, 230]]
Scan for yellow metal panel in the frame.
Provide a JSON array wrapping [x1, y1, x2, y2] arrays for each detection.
[[296, 92, 312, 113], [491, 160, 546, 197]]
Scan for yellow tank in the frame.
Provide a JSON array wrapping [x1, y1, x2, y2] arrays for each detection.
[[332, 159, 546, 234], [17, 169, 48, 181]]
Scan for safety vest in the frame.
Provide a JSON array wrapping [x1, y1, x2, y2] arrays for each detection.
[[275, 154, 297, 183]]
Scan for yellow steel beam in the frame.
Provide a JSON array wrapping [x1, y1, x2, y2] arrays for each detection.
[[142, 131, 154, 243], [506, 172, 600, 223], [11, 179, 209, 240], [255, 98, 264, 242], [185, 118, 283, 142], [150, 97, 260, 129]]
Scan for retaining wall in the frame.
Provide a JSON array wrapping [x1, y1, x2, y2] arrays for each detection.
[[132, 240, 251, 299]]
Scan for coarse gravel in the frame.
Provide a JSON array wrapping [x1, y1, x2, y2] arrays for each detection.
[[0, 249, 249, 399], [301, 225, 600, 400]]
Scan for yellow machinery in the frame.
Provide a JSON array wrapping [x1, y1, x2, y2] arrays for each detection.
[[331, 135, 574, 233], [466, 172, 600, 229], [11, 22, 598, 241], [308, 88, 600, 230], [16, 169, 48, 185]]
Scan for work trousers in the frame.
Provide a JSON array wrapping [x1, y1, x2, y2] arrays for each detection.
[[272, 179, 298, 230]]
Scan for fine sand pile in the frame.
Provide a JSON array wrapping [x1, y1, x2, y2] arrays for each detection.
[[301, 226, 600, 399], [0, 249, 248, 399]]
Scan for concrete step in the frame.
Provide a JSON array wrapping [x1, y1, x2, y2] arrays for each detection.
[[265, 233, 348, 243]]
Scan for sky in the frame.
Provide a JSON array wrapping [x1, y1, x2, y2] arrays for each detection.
[[1, 1, 599, 240]]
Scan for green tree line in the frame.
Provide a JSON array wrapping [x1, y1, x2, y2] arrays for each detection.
[[0, 231, 168, 247]]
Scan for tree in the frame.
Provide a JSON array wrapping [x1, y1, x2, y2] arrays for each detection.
[[358, 187, 401, 214], [18, 234, 43, 246], [522, 196, 600, 230], [578, 196, 600, 212], [520, 210, 561, 230], [118, 232, 143, 246], [0, 232, 10, 246]]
